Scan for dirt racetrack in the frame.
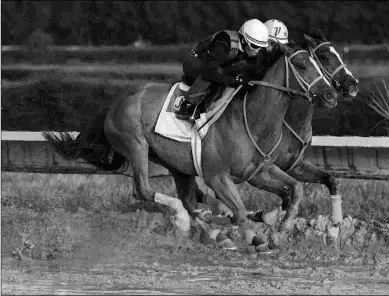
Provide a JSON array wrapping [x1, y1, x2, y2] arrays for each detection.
[[2, 200, 389, 295]]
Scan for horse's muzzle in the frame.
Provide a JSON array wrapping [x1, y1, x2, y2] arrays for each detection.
[[322, 90, 338, 108], [343, 78, 359, 98]]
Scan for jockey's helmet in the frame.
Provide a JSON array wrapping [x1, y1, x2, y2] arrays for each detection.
[[239, 19, 269, 48], [264, 19, 289, 44]]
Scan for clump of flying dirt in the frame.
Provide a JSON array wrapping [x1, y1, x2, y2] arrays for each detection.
[[12, 233, 36, 260], [296, 214, 389, 251]]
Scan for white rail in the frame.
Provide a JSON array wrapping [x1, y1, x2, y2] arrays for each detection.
[[2, 132, 389, 180]]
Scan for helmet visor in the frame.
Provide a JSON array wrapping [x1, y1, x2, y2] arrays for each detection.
[[247, 40, 261, 50]]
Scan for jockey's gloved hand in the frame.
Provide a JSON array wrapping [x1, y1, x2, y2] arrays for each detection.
[[235, 74, 251, 86]]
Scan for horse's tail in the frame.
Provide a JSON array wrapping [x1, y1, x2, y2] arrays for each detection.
[[42, 108, 126, 171]]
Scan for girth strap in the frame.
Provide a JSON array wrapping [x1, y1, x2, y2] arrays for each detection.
[[242, 92, 283, 182], [283, 120, 311, 173]]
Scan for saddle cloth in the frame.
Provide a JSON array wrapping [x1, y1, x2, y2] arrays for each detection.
[[154, 82, 242, 178]]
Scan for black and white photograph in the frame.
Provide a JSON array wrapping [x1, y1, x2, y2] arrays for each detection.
[[1, 0, 389, 294]]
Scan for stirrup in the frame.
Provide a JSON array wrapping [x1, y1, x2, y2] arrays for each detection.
[[189, 104, 200, 123], [189, 93, 209, 122]]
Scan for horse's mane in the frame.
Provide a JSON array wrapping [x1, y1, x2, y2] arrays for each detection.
[[246, 40, 302, 81], [245, 46, 282, 80]]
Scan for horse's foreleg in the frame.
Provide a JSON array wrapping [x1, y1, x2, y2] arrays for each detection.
[[194, 181, 233, 217], [206, 173, 248, 225], [206, 173, 277, 250], [289, 157, 338, 195], [289, 158, 342, 242], [247, 169, 293, 222], [256, 164, 303, 232]]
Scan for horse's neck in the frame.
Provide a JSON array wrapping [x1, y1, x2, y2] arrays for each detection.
[[245, 56, 291, 139], [284, 98, 314, 140]]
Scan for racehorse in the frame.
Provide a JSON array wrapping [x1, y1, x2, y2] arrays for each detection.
[[193, 30, 360, 244], [43, 41, 338, 248]]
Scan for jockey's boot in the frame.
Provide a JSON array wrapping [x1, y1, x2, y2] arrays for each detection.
[[174, 97, 201, 122]]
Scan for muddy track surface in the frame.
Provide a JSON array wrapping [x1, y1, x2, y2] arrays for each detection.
[[2, 204, 389, 295]]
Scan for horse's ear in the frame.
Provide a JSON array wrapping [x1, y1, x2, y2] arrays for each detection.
[[279, 43, 295, 57], [316, 29, 328, 41], [289, 40, 303, 50], [304, 33, 316, 45]]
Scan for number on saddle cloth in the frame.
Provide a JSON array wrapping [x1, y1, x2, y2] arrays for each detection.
[[173, 82, 190, 111]]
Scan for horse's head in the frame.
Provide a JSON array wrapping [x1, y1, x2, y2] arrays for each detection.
[[279, 41, 338, 108], [304, 29, 359, 99]]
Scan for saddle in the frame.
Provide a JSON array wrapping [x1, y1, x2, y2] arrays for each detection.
[[174, 82, 226, 121]]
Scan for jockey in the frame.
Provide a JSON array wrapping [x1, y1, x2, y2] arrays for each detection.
[[264, 19, 289, 50], [175, 19, 269, 121], [244, 19, 289, 82]]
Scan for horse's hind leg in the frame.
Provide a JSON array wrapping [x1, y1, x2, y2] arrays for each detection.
[[249, 164, 303, 233], [104, 128, 191, 232]]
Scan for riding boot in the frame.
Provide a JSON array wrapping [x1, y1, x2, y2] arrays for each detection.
[[175, 75, 212, 121]]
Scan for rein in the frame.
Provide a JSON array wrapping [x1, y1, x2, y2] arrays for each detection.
[[249, 50, 326, 102], [242, 50, 326, 182]]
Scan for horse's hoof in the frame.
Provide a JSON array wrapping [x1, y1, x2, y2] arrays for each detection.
[[216, 203, 233, 218], [193, 208, 213, 223], [195, 216, 209, 230], [218, 238, 237, 250], [247, 211, 263, 222], [262, 207, 282, 225], [269, 230, 288, 248], [174, 210, 191, 232], [252, 235, 268, 246], [278, 219, 292, 233], [255, 243, 274, 255], [324, 225, 339, 246]]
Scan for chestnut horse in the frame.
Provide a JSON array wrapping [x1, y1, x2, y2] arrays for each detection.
[[43, 41, 338, 248]]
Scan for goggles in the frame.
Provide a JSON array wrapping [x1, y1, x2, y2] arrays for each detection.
[[246, 41, 262, 51]]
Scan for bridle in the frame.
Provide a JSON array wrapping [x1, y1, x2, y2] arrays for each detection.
[[285, 50, 327, 101], [308, 41, 347, 90], [250, 49, 328, 102]]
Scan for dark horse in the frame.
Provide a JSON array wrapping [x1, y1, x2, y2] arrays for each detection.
[[193, 30, 360, 244], [43, 41, 338, 248]]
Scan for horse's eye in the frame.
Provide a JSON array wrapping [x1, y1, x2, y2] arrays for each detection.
[[297, 63, 306, 70], [320, 55, 329, 61]]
